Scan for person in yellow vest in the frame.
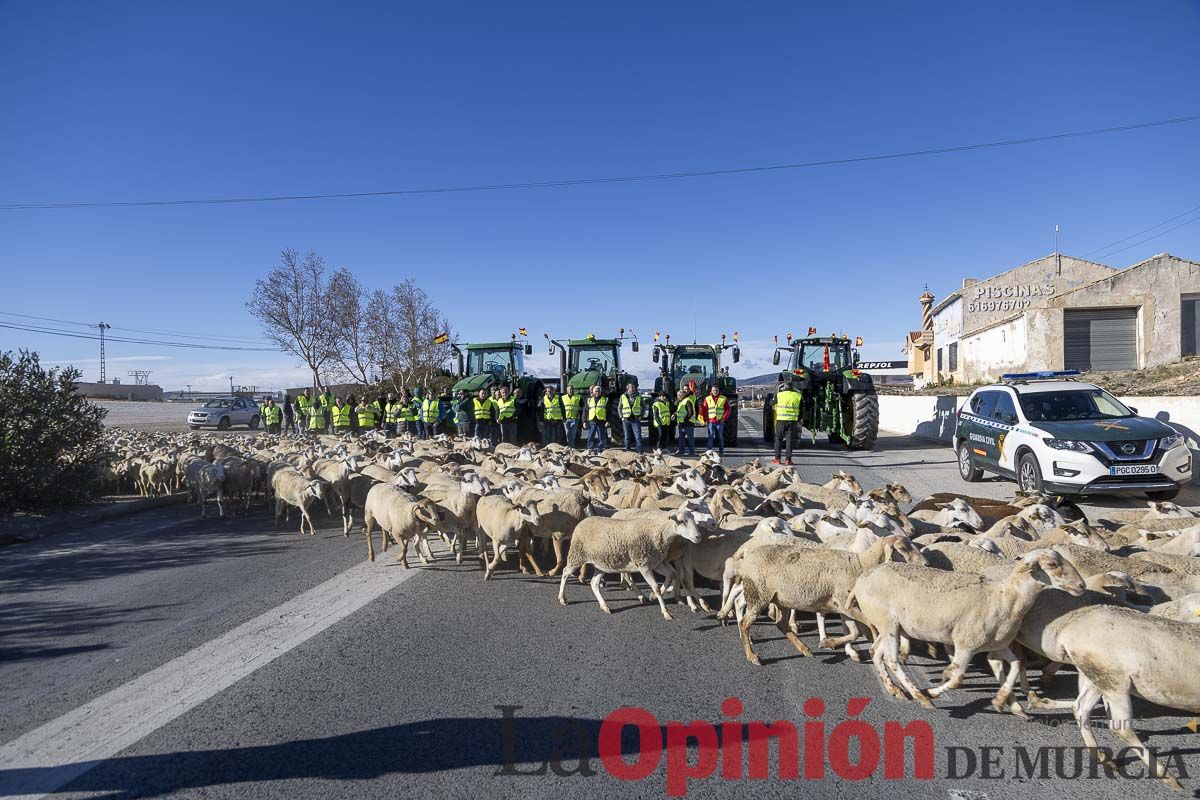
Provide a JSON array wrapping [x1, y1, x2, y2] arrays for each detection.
[[473, 388, 494, 441], [560, 384, 581, 448], [585, 384, 608, 454], [355, 398, 378, 431], [453, 389, 473, 439], [699, 385, 731, 457], [618, 383, 644, 454], [296, 389, 312, 429], [319, 386, 335, 433], [540, 385, 563, 445], [370, 396, 383, 430], [674, 388, 696, 457], [382, 392, 399, 436], [489, 386, 503, 445], [495, 386, 518, 445], [262, 397, 283, 434], [649, 391, 671, 451], [421, 392, 440, 439], [394, 390, 415, 436], [773, 381, 803, 465], [331, 397, 353, 433], [307, 401, 327, 437]]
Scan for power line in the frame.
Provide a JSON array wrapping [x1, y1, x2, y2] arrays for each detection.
[[0, 321, 279, 351], [3, 113, 1198, 210], [1083, 204, 1200, 259], [1087, 211, 1200, 261], [0, 311, 270, 344]]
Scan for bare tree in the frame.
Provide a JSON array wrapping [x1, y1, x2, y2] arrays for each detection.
[[246, 249, 340, 391], [367, 279, 454, 392], [329, 268, 373, 386]]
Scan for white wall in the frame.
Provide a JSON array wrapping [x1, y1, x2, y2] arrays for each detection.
[[878, 394, 1199, 484], [959, 316, 1028, 383]]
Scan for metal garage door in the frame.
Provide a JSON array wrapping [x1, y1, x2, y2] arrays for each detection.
[[1064, 308, 1137, 371], [1184, 296, 1199, 357]]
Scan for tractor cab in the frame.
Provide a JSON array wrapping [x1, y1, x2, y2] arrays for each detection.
[[672, 346, 721, 393], [452, 340, 532, 393], [788, 337, 857, 375]]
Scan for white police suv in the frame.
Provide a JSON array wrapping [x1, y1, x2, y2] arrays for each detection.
[[954, 371, 1191, 500]]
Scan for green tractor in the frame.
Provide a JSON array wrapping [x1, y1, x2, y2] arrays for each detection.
[[652, 334, 741, 447], [545, 331, 640, 446], [450, 337, 545, 443], [762, 334, 879, 450]]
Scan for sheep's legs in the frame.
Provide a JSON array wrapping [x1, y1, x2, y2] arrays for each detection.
[[589, 572, 612, 613], [820, 617, 865, 662], [989, 648, 1028, 717], [557, 564, 578, 606], [547, 538, 566, 576], [739, 605, 763, 666], [365, 516, 376, 562], [637, 567, 672, 621], [777, 611, 813, 657], [928, 647, 971, 699], [1105, 689, 1181, 790], [883, 633, 935, 708], [1073, 675, 1109, 765]]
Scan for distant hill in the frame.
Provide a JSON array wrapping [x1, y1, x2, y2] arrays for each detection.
[[738, 373, 779, 386]]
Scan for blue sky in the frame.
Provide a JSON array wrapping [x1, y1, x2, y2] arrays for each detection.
[[2, 0, 1199, 390]]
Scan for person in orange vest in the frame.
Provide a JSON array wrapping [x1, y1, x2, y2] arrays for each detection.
[[699, 384, 731, 457]]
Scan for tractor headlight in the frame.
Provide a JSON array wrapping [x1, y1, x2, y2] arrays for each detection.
[[1045, 439, 1093, 453], [1160, 433, 1185, 450]]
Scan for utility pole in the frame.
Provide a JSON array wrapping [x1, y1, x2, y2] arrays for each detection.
[[229, 376, 235, 395], [1055, 224, 1061, 275], [95, 322, 111, 383]]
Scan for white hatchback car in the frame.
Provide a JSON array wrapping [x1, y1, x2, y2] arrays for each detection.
[[954, 371, 1191, 500]]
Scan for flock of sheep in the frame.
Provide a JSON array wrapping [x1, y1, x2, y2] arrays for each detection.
[[104, 427, 1200, 790]]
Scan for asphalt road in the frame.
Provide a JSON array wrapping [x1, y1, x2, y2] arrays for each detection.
[[2, 418, 1198, 799]]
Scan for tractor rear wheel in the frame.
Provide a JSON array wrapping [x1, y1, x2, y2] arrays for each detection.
[[606, 398, 624, 447], [848, 392, 879, 450], [725, 410, 739, 447], [761, 400, 774, 444]]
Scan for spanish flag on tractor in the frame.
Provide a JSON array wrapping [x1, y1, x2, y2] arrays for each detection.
[[518, 327, 527, 336], [433, 332, 450, 345]]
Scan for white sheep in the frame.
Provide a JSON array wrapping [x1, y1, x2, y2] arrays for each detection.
[[475, 494, 543, 579], [362, 483, 441, 565], [271, 468, 329, 536], [848, 549, 1085, 710], [558, 510, 703, 620]]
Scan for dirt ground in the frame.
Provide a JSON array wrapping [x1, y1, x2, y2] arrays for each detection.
[[884, 357, 1200, 396]]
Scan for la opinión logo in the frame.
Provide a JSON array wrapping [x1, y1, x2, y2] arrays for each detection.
[[496, 697, 935, 796]]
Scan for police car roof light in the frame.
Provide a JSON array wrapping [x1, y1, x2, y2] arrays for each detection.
[[1000, 370, 1082, 381]]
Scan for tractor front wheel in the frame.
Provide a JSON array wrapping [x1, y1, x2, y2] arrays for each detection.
[[761, 400, 775, 444], [847, 392, 879, 451]]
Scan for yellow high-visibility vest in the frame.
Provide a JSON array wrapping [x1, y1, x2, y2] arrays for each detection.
[[561, 394, 581, 419], [675, 397, 695, 425], [422, 397, 439, 423], [331, 405, 353, 428], [263, 405, 282, 425], [587, 396, 607, 422], [356, 405, 377, 427], [543, 396, 563, 420], [651, 400, 670, 427], [775, 390, 802, 422], [473, 397, 494, 421], [705, 395, 728, 423], [308, 406, 326, 430], [495, 397, 516, 421], [619, 393, 642, 419]]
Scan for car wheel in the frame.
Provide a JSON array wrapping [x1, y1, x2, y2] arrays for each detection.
[[217, 416, 231, 431], [1017, 451, 1043, 493], [188, 425, 200, 431], [1146, 487, 1181, 501], [957, 441, 983, 482], [249, 415, 260, 430]]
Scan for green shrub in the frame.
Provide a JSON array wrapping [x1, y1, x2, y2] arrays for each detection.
[[0, 350, 109, 514]]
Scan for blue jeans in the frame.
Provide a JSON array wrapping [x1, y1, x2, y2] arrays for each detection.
[[586, 421, 607, 452], [564, 419, 579, 448], [541, 420, 561, 445], [622, 419, 642, 453], [676, 425, 695, 455], [706, 422, 725, 455], [474, 420, 490, 439], [415, 420, 425, 438]]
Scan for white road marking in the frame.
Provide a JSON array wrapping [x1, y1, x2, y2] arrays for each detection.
[[0, 557, 421, 799]]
